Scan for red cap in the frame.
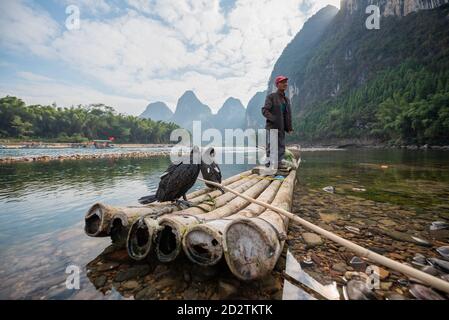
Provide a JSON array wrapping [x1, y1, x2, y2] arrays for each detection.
[[275, 75, 288, 86]]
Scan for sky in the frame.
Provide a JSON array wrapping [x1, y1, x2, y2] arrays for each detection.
[[0, 0, 340, 115]]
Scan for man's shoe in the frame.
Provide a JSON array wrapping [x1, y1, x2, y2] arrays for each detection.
[[260, 167, 277, 176], [278, 162, 289, 170]]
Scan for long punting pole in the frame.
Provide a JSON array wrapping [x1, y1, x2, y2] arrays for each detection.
[[198, 177, 449, 295]]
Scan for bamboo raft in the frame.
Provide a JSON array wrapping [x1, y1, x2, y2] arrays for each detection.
[[84, 151, 300, 281]]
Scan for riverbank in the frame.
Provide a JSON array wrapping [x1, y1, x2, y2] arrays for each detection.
[[0, 144, 299, 164], [0, 150, 171, 164], [3, 138, 449, 151], [295, 139, 449, 150], [2, 144, 449, 164], [0, 142, 174, 149], [337, 144, 449, 151]]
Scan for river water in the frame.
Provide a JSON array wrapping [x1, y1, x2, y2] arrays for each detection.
[[0, 149, 448, 299]]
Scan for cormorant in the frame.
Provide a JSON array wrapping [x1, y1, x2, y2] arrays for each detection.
[[138, 146, 201, 207], [200, 147, 223, 192]]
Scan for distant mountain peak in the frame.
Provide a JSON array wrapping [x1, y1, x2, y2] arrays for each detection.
[[245, 91, 267, 129], [171, 90, 212, 130], [224, 97, 240, 104], [179, 90, 198, 101], [139, 101, 173, 121], [176, 90, 210, 111], [220, 97, 245, 112], [182, 90, 194, 95], [213, 97, 246, 130]]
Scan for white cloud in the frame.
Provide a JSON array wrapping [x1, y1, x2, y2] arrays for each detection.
[[126, 0, 154, 14], [0, 0, 341, 115], [0, 76, 148, 114], [151, 0, 226, 46], [0, 0, 60, 58], [17, 71, 54, 82], [58, 0, 114, 15], [304, 0, 341, 14], [51, 12, 200, 90]]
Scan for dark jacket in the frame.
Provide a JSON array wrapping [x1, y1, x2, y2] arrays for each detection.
[[261, 90, 293, 132]]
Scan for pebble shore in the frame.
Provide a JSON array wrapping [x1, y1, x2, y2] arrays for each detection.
[[287, 185, 449, 300], [85, 245, 284, 300], [0, 151, 171, 164]]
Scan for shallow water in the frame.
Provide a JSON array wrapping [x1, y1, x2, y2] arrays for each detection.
[[298, 149, 449, 212], [0, 149, 448, 299]]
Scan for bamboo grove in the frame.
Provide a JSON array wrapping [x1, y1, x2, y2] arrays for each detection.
[[0, 96, 179, 143]]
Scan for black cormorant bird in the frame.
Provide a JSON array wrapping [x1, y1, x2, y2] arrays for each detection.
[[138, 146, 201, 207], [200, 147, 223, 192]]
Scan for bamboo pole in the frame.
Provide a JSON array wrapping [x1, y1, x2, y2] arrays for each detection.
[[84, 203, 120, 237], [127, 174, 254, 261], [232, 178, 282, 218], [182, 179, 283, 266], [154, 175, 261, 262], [126, 215, 160, 261], [200, 177, 449, 295], [188, 170, 251, 199], [109, 207, 162, 247], [222, 172, 295, 280], [84, 170, 251, 239]]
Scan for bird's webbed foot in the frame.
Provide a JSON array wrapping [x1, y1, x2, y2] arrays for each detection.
[[175, 199, 193, 209]]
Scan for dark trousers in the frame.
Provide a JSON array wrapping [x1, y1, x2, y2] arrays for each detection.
[[266, 129, 285, 166]]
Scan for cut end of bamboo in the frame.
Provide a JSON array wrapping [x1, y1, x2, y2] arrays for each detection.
[[154, 220, 183, 263], [84, 203, 111, 237], [183, 225, 223, 266], [109, 214, 129, 247], [126, 218, 157, 261], [224, 218, 279, 281]]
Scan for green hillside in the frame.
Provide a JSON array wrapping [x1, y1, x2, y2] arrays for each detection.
[[270, 3, 449, 146]]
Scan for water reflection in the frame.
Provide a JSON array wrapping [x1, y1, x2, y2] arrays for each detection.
[[282, 280, 317, 300], [282, 250, 339, 300], [0, 158, 171, 247], [0, 221, 109, 299]]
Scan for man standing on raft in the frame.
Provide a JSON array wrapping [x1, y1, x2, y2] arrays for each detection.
[[262, 75, 293, 170]]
